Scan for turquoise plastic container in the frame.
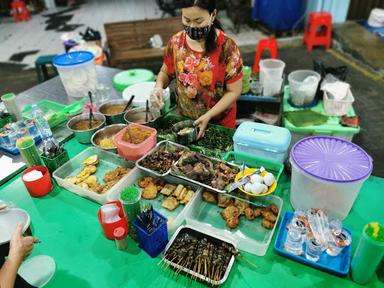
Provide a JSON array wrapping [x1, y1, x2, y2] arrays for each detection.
[[233, 122, 291, 163]]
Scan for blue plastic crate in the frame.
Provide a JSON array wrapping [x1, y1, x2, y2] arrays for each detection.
[[274, 211, 352, 277], [133, 211, 168, 258]]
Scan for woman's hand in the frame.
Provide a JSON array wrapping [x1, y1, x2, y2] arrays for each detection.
[[150, 87, 164, 109], [8, 222, 39, 263], [194, 113, 212, 139]]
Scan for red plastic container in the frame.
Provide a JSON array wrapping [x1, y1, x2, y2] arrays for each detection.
[[113, 123, 157, 161], [98, 201, 129, 240], [22, 166, 53, 197]]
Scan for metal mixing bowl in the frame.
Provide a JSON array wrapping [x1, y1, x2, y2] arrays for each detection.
[[67, 113, 106, 144], [124, 107, 159, 127], [91, 124, 126, 153], [99, 99, 130, 124]]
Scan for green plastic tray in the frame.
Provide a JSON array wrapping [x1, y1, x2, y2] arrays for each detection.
[[223, 151, 284, 184], [22, 99, 85, 129], [283, 86, 360, 136]]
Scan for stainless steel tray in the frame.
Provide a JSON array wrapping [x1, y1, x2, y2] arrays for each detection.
[[162, 225, 236, 286], [171, 153, 240, 194], [135, 140, 189, 177]]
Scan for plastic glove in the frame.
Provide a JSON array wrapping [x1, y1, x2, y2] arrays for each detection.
[[150, 87, 165, 109]]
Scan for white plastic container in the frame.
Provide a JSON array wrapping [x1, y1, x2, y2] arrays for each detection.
[[288, 70, 321, 106], [233, 122, 291, 163], [122, 82, 171, 113], [185, 193, 283, 256], [107, 167, 202, 235], [323, 89, 355, 116], [53, 51, 98, 99], [53, 147, 135, 204], [259, 59, 285, 96], [290, 136, 373, 220]]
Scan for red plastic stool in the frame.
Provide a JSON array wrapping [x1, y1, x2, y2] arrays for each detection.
[[304, 12, 332, 52], [11, 0, 30, 22], [252, 38, 278, 73]]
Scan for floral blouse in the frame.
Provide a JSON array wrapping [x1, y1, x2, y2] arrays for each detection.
[[163, 30, 243, 128]]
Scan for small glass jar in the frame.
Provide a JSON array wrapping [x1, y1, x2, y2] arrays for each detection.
[[114, 227, 128, 250]]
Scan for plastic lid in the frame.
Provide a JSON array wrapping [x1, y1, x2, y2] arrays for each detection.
[[122, 82, 170, 107], [291, 136, 373, 183], [113, 69, 155, 92], [18, 255, 56, 287], [53, 51, 95, 67], [1, 93, 15, 101], [113, 227, 127, 240]]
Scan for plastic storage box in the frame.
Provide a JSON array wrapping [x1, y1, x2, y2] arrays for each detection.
[[133, 210, 168, 258], [185, 193, 283, 256], [290, 136, 373, 220], [106, 167, 202, 234], [283, 86, 360, 147], [323, 89, 355, 116], [53, 147, 135, 204], [114, 124, 157, 161], [233, 121, 291, 163]]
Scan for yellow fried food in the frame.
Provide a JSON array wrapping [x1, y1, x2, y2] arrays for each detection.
[[142, 184, 158, 199], [64, 176, 78, 184], [99, 138, 115, 149], [83, 154, 99, 166], [83, 175, 97, 186], [138, 176, 154, 188], [162, 196, 179, 211]]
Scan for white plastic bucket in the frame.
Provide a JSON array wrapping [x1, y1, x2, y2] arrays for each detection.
[[290, 159, 369, 220], [259, 59, 285, 96], [53, 51, 97, 99], [288, 70, 321, 106]]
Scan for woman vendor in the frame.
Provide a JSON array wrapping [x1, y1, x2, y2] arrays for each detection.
[[151, 0, 243, 138]]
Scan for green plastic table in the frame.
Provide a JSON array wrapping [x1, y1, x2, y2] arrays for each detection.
[[1, 138, 384, 288]]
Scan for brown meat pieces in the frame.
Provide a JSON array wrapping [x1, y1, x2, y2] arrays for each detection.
[[234, 199, 249, 215], [217, 194, 233, 208], [244, 208, 255, 220], [202, 191, 217, 204], [221, 205, 240, 229], [261, 218, 275, 229]]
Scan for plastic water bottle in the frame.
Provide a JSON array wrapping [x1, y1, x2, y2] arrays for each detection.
[[31, 104, 54, 142]]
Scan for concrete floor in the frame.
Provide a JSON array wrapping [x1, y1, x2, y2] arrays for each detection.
[[0, 1, 383, 177]]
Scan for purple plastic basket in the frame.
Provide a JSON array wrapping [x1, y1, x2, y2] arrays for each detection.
[[133, 211, 168, 258]]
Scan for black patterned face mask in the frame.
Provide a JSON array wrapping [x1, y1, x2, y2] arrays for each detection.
[[184, 25, 211, 40]]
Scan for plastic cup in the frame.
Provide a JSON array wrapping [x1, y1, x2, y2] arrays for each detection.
[[16, 137, 43, 167], [351, 223, 384, 284], [259, 59, 285, 96], [22, 166, 53, 197], [119, 186, 141, 240], [1, 93, 22, 121]]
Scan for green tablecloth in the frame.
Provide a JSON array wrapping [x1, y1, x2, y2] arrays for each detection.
[[1, 138, 384, 288]]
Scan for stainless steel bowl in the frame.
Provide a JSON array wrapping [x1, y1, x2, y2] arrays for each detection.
[[67, 113, 106, 144], [99, 99, 129, 125], [124, 107, 159, 127], [91, 124, 126, 153]]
